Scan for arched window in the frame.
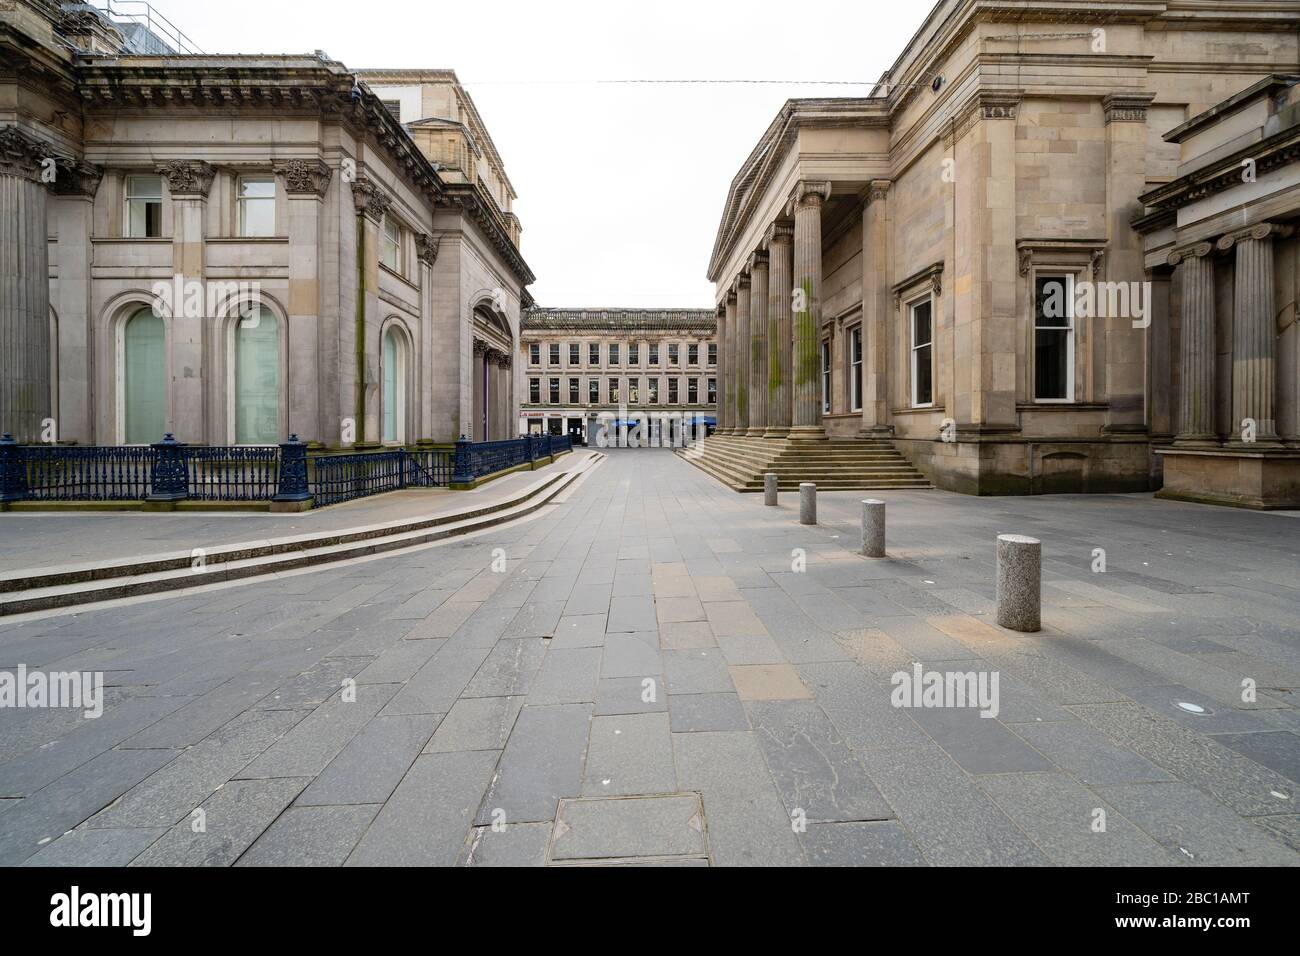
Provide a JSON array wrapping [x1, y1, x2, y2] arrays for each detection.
[[123, 307, 165, 444], [234, 307, 279, 444], [382, 325, 407, 444]]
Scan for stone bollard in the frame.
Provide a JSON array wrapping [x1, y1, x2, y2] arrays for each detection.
[[996, 534, 1041, 632], [764, 472, 778, 506], [860, 498, 885, 557], [799, 482, 816, 525]]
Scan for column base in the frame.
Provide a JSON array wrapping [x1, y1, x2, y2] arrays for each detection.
[[744, 427, 766, 437], [788, 425, 828, 441], [1172, 435, 1221, 449], [763, 426, 790, 439]]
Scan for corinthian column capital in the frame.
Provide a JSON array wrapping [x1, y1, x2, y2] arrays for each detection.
[[273, 158, 332, 197], [156, 160, 215, 198], [351, 175, 392, 222], [786, 180, 831, 217]]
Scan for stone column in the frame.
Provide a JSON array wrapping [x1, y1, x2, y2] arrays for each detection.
[[764, 222, 794, 438], [747, 251, 769, 435], [275, 160, 331, 444], [157, 160, 215, 442], [1168, 242, 1216, 445], [416, 232, 442, 440], [0, 127, 54, 443], [722, 292, 737, 433], [350, 176, 390, 445], [862, 181, 892, 437], [734, 272, 751, 437], [1219, 223, 1287, 446], [713, 303, 726, 434], [788, 181, 831, 440]]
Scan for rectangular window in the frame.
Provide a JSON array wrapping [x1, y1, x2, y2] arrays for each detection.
[[569, 378, 579, 404], [850, 326, 863, 412], [668, 379, 679, 404], [569, 343, 580, 366], [688, 378, 699, 404], [589, 379, 599, 403], [629, 377, 640, 404], [125, 174, 163, 238], [589, 343, 600, 365], [707, 343, 717, 366], [821, 341, 832, 413], [629, 343, 640, 366], [910, 299, 934, 407], [668, 343, 679, 366], [688, 343, 699, 366], [707, 378, 717, 404], [1034, 275, 1074, 401], [529, 343, 540, 366], [608, 378, 619, 403], [238, 176, 276, 237], [609, 343, 620, 366], [549, 378, 560, 404], [549, 344, 560, 366], [648, 378, 659, 404], [648, 344, 659, 366], [529, 378, 540, 403], [381, 217, 402, 273]]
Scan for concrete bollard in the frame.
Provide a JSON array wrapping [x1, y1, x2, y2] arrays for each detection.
[[996, 534, 1041, 632], [764, 473, 778, 506], [799, 482, 817, 525], [860, 498, 885, 557]]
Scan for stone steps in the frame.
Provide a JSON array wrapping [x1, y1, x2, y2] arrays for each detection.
[[678, 435, 931, 492]]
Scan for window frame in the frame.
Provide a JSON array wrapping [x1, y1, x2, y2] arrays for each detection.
[[849, 325, 863, 412], [820, 340, 832, 414], [1032, 271, 1077, 404], [549, 343, 560, 367], [380, 216, 403, 274], [237, 174, 276, 238], [909, 296, 935, 409], [529, 343, 540, 366], [548, 377, 560, 404], [529, 377, 540, 404], [124, 174, 163, 239], [588, 343, 600, 366]]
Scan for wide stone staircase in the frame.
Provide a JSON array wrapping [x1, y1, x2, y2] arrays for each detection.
[[677, 434, 931, 492]]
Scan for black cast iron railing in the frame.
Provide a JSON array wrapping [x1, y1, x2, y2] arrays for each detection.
[[0, 431, 572, 508]]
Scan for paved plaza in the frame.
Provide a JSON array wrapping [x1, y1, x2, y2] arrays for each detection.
[[1, 449, 1298, 866]]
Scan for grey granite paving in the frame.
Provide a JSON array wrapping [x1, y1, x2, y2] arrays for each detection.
[[1, 449, 1298, 865]]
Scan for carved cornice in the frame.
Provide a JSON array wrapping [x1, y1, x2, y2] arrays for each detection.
[[416, 231, 442, 266], [1102, 92, 1156, 124], [0, 126, 51, 183], [786, 180, 832, 216], [1166, 241, 1213, 267], [350, 175, 391, 223], [891, 261, 944, 306], [441, 182, 535, 286], [156, 160, 215, 198], [1139, 125, 1300, 216], [273, 159, 331, 197], [1216, 222, 1294, 252], [1016, 238, 1107, 276]]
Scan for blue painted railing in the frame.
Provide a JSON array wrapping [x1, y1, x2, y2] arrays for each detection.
[[0, 431, 571, 508]]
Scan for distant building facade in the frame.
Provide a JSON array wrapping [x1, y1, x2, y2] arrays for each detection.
[[707, 0, 1300, 505], [0, 0, 532, 449], [519, 309, 717, 444]]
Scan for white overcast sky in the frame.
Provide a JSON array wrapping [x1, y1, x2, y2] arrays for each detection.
[[143, 0, 929, 306]]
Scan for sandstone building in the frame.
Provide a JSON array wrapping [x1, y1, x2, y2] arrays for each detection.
[[518, 308, 717, 444], [697, 0, 1300, 507], [0, 0, 532, 450]]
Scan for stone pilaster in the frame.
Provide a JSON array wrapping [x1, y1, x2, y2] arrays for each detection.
[[275, 160, 332, 444], [747, 250, 769, 435], [0, 127, 55, 443], [788, 180, 831, 440], [1218, 223, 1289, 446], [349, 175, 391, 444], [862, 180, 892, 437], [157, 160, 215, 442], [733, 272, 752, 435], [764, 222, 794, 438], [721, 294, 736, 433], [1168, 242, 1216, 445]]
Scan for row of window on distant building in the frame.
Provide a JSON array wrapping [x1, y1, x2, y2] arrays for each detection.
[[528, 376, 717, 406], [527, 341, 717, 370]]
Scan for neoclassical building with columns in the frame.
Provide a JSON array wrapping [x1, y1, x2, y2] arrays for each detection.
[[700, 0, 1300, 506], [0, 0, 531, 450]]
